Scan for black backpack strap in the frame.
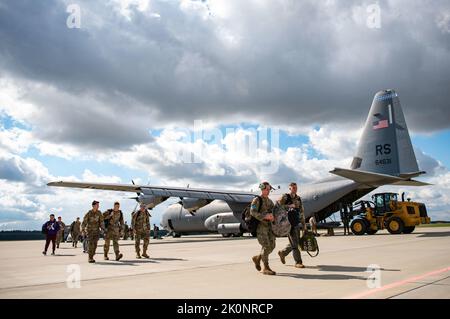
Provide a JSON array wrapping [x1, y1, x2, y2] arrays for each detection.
[[284, 193, 292, 205], [256, 196, 263, 213]]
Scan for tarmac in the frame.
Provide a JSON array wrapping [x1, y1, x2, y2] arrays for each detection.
[[0, 227, 449, 299]]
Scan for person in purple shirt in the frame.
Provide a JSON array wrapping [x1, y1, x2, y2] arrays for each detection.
[[42, 214, 60, 255]]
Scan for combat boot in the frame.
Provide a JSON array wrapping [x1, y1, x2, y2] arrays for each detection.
[[88, 258, 96, 263], [262, 262, 276, 275], [142, 252, 150, 259], [295, 263, 305, 268], [136, 253, 142, 259], [252, 255, 262, 271], [116, 253, 123, 261], [278, 251, 286, 264], [104, 255, 109, 260]]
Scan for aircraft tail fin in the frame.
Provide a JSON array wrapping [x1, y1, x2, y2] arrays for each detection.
[[350, 89, 424, 177], [330, 89, 428, 186]]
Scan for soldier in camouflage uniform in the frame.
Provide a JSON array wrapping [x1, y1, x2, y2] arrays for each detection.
[[70, 217, 81, 248], [56, 216, 66, 248], [81, 200, 105, 263], [251, 182, 277, 275], [132, 203, 150, 259], [277, 182, 307, 268], [103, 202, 124, 261]]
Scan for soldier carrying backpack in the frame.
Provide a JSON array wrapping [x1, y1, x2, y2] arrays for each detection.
[[249, 182, 277, 276], [277, 182, 307, 269]]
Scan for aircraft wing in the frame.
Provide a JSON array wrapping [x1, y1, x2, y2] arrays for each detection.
[[47, 181, 256, 203]]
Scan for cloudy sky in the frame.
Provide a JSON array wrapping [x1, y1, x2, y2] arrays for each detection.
[[0, 0, 449, 230]]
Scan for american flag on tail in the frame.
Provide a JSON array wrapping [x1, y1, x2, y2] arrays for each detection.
[[373, 119, 389, 130]]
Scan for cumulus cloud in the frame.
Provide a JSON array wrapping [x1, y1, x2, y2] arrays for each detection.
[[414, 147, 448, 177], [0, 0, 449, 228], [0, 127, 33, 155], [0, 0, 449, 155], [307, 126, 361, 160], [107, 124, 357, 189], [1, 121, 449, 228], [0, 171, 139, 230], [0, 154, 51, 186], [0, 153, 137, 230]]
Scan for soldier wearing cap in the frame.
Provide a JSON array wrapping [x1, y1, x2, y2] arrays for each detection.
[[56, 216, 66, 248], [277, 182, 307, 268], [250, 181, 277, 275], [81, 200, 105, 263], [103, 201, 124, 261], [70, 217, 81, 248], [132, 203, 151, 259]]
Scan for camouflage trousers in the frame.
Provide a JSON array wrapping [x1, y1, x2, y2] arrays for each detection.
[[87, 233, 100, 260], [256, 222, 276, 265], [104, 229, 121, 256], [280, 225, 302, 264], [56, 231, 64, 246], [134, 230, 149, 255], [71, 232, 80, 247]]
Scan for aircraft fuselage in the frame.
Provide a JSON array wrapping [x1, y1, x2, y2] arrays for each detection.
[[160, 178, 372, 235]]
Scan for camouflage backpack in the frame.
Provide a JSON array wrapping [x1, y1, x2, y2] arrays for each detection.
[[271, 203, 291, 237], [242, 196, 263, 234]]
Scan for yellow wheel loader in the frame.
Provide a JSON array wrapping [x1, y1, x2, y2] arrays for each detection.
[[350, 193, 431, 235]]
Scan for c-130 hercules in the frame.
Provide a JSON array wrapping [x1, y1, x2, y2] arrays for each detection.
[[48, 89, 429, 237]]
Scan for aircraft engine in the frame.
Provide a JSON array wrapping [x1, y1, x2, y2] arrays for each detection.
[[181, 198, 212, 212], [217, 223, 244, 235], [138, 194, 168, 209], [204, 212, 240, 231]]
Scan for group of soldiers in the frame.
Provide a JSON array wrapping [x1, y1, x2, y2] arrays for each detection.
[[43, 182, 333, 271], [43, 201, 153, 263], [250, 181, 307, 276], [82, 200, 152, 263]]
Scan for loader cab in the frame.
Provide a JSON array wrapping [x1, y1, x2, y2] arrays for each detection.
[[372, 193, 398, 215]]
